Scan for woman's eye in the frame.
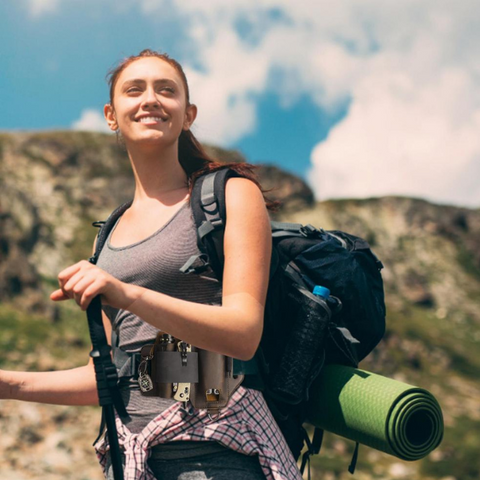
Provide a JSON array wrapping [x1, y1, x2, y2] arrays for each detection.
[[160, 87, 175, 94], [127, 87, 141, 94]]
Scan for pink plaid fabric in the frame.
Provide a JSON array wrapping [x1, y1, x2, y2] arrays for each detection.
[[95, 386, 302, 480]]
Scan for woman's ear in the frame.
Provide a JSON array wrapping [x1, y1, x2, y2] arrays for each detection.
[[183, 104, 197, 131], [104, 103, 118, 131]]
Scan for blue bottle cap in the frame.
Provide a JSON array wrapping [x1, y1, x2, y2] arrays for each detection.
[[313, 285, 330, 298]]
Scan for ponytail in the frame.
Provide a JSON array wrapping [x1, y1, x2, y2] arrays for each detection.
[[178, 130, 214, 178], [179, 130, 279, 212]]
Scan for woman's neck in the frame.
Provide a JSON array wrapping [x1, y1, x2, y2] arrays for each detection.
[[126, 141, 189, 204]]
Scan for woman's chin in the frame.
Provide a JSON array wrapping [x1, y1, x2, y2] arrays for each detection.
[[124, 132, 178, 151]]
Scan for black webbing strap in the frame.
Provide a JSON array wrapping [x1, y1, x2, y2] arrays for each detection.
[[86, 295, 127, 480], [199, 171, 225, 276], [87, 298, 126, 415], [300, 428, 325, 480], [90, 201, 132, 264], [270, 221, 303, 232], [348, 442, 360, 474], [271, 222, 323, 239], [312, 427, 325, 454], [271, 230, 305, 239]]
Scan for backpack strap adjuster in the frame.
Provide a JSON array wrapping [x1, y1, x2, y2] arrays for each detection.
[[198, 220, 215, 239], [180, 254, 211, 274], [300, 224, 321, 237], [199, 173, 224, 234]]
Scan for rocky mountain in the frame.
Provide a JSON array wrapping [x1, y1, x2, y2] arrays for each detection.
[[0, 131, 479, 480]]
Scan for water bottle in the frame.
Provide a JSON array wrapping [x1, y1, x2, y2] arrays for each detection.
[[271, 284, 332, 404]]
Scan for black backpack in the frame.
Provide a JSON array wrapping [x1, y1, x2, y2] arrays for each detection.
[[183, 168, 386, 472]]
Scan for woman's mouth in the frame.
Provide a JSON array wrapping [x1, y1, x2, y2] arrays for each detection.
[[137, 116, 167, 124]]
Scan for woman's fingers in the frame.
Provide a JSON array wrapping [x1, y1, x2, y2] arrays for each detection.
[[72, 275, 105, 309], [50, 289, 70, 302], [57, 261, 85, 288], [63, 269, 91, 297], [79, 279, 104, 311]]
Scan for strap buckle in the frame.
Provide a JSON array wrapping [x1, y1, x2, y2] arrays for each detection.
[[299, 224, 321, 237], [179, 254, 211, 274]]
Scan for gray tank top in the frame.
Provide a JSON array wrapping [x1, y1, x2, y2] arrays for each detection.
[[96, 201, 223, 433]]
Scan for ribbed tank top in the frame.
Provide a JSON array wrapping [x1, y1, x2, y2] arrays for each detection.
[[96, 201, 223, 433]]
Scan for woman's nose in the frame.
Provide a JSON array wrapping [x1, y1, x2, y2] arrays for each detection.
[[141, 88, 160, 109]]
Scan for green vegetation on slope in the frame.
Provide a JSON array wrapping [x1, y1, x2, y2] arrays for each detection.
[[0, 302, 91, 370]]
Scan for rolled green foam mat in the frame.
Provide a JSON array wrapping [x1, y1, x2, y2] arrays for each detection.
[[306, 365, 444, 460]]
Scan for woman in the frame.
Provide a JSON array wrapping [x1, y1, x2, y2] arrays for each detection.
[[0, 50, 302, 480]]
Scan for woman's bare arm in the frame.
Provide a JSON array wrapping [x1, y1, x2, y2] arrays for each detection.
[[0, 363, 98, 405]]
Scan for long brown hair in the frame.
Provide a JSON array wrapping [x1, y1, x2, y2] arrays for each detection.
[[106, 49, 278, 210]]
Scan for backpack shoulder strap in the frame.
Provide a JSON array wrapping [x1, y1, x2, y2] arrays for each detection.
[[185, 168, 242, 279], [89, 200, 132, 265]]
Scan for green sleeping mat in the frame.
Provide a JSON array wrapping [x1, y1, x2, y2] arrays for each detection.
[[306, 365, 444, 460]]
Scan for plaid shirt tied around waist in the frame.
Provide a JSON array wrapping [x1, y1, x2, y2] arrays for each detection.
[[94, 386, 302, 480]]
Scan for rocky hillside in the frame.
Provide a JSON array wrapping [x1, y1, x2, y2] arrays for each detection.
[[0, 132, 313, 313], [0, 131, 479, 480]]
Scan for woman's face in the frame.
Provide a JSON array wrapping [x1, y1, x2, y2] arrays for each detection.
[[104, 57, 196, 148]]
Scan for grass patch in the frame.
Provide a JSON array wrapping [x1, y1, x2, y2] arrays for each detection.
[[386, 305, 480, 381], [0, 302, 91, 369], [457, 245, 480, 280]]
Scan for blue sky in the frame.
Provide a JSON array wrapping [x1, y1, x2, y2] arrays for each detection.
[[2, 0, 480, 207]]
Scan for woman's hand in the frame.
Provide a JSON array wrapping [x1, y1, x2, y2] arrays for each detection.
[[50, 260, 140, 311]]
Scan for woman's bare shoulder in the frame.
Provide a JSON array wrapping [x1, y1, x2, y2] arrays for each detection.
[[224, 176, 265, 210]]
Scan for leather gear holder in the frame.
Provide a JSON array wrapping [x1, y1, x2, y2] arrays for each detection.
[[139, 334, 244, 414]]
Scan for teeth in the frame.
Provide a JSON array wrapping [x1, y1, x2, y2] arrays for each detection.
[[139, 116, 165, 123]]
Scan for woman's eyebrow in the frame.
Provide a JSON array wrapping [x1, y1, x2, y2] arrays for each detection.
[[122, 78, 145, 87], [121, 78, 179, 87], [153, 78, 179, 87]]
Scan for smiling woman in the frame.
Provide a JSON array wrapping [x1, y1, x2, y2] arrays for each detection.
[[0, 49, 302, 480]]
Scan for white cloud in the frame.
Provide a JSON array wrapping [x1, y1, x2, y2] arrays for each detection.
[[185, 27, 270, 145], [27, 0, 60, 17], [139, 0, 480, 206], [307, 2, 480, 207], [310, 67, 480, 204], [71, 109, 112, 133]]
